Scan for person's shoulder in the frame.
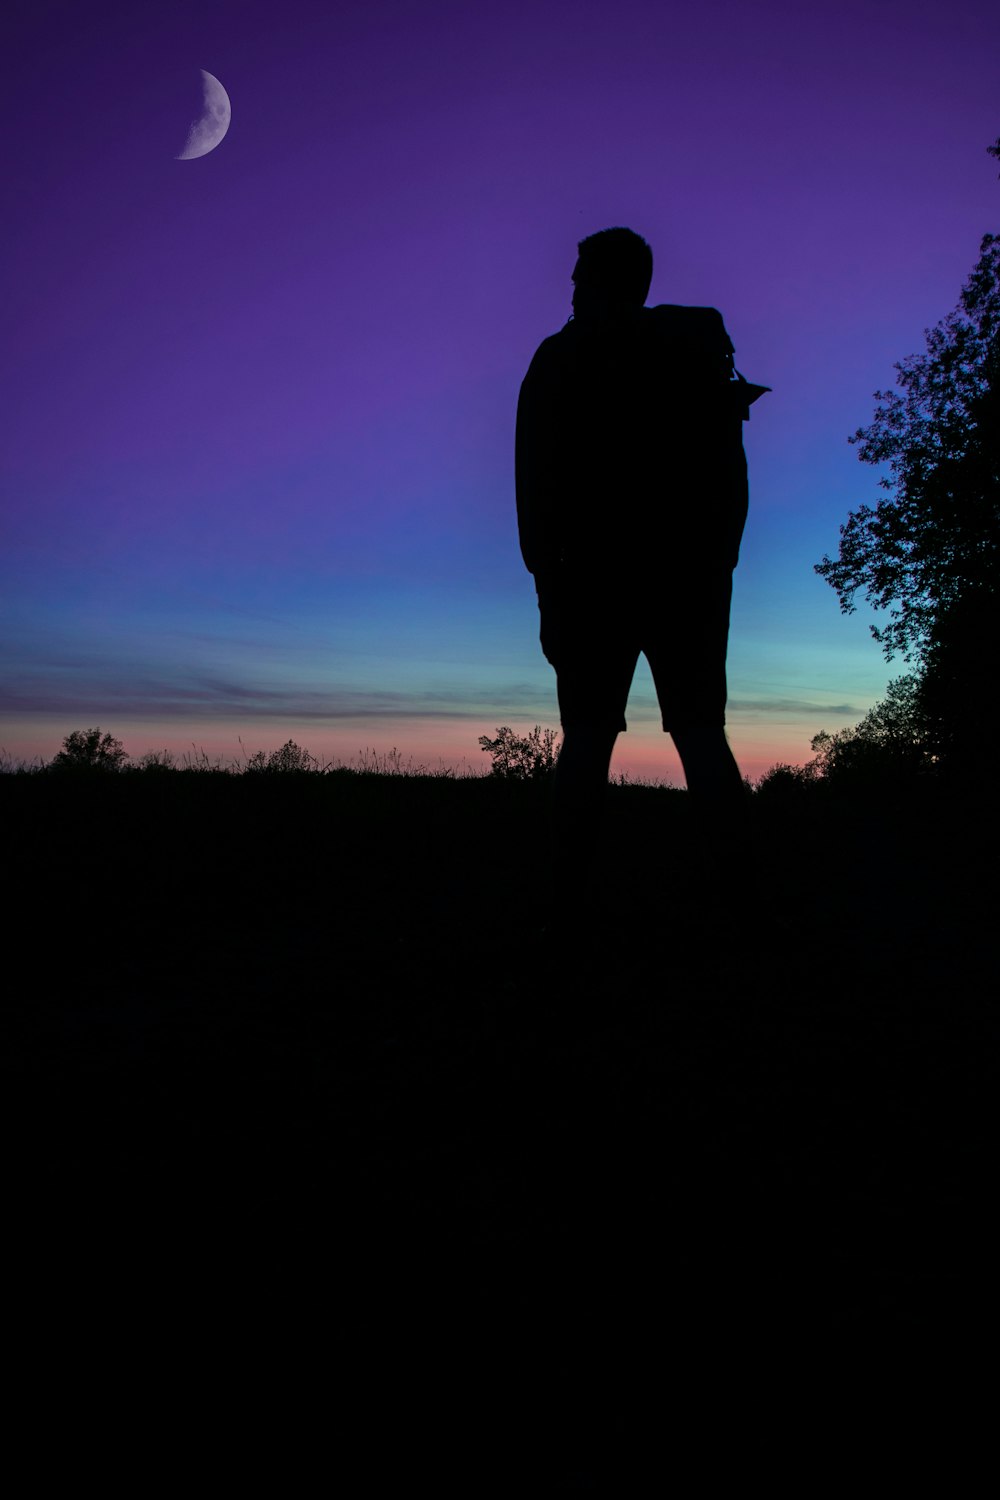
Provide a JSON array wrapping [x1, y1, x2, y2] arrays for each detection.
[[535, 320, 577, 355], [522, 322, 576, 381]]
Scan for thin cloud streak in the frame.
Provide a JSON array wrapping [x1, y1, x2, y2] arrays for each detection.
[[1, 664, 866, 725], [0, 673, 558, 721]]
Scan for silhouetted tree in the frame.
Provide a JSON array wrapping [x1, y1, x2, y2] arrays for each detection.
[[50, 727, 129, 772], [757, 674, 935, 794], [808, 673, 934, 786], [815, 233, 999, 662], [816, 139, 999, 774], [478, 725, 560, 780]]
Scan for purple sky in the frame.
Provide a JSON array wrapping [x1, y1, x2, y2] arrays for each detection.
[[2, 0, 998, 780]]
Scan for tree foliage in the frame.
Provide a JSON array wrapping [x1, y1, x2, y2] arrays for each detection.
[[49, 727, 129, 772], [814, 138, 1000, 778], [815, 223, 1000, 665], [478, 725, 560, 780], [807, 673, 934, 784], [756, 674, 934, 795]]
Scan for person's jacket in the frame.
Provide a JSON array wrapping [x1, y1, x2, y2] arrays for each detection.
[[515, 303, 749, 590]]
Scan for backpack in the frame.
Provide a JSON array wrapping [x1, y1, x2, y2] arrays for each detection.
[[645, 303, 770, 422]]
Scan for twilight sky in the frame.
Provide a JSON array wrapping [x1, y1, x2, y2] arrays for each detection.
[[2, 0, 998, 781]]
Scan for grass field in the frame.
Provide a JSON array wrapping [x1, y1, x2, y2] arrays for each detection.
[[4, 763, 996, 1481]]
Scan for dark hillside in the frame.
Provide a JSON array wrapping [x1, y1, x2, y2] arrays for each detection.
[[4, 769, 996, 1481]]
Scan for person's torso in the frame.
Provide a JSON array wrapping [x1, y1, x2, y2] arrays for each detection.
[[532, 305, 744, 568]]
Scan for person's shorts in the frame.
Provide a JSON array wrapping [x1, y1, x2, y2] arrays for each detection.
[[537, 566, 735, 733]]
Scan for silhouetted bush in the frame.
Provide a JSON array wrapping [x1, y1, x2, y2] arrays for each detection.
[[135, 749, 177, 773], [754, 762, 819, 799], [478, 725, 560, 780], [49, 727, 129, 773], [242, 739, 319, 774]]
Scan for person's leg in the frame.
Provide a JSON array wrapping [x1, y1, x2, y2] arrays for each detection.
[[645, 561, 750, 890], [670, 725, 745, 805], [645, 568, 747, 813], [538, 568, 634, 943], [671, 724, 752, 900], [552, 721, 619, 846], [549, 724, 619, 917]]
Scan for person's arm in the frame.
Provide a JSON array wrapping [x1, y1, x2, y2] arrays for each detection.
[[514, 364, 540, 575], [515, 343, 563, 588], [724, 435, 749, 570]]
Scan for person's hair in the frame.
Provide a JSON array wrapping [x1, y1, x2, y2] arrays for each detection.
[[575, 227, 653, 306]]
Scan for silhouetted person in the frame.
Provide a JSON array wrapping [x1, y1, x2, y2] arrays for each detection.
[[516, 227, 761, 934]]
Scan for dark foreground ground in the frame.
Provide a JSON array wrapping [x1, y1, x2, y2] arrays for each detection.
[[4, 768, 998, 1483]]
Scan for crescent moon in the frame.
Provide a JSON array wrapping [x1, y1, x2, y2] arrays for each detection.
[[176, 69, 231, 160]]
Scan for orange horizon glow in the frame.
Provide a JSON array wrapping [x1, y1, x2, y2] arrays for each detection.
[[2, 713, 822, 786]]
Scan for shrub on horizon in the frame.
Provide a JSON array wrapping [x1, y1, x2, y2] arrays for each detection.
[[49, 727, 129, 773], [135, 749, 177, 772], [242, 739, 320, 774], [754, 762, 819, 798], [478, 725, 560, 781]]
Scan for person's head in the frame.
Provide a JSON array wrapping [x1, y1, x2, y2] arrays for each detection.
[[572, 227, 653, 318]]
